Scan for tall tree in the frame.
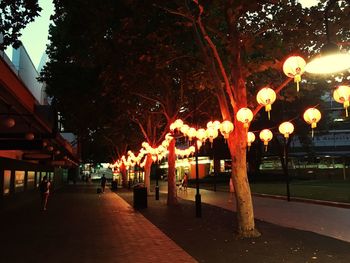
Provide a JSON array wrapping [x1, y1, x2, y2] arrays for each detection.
[[158, 0, 349, 237], [0, 0, 42, 50]]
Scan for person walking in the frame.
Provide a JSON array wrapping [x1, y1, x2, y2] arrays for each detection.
[[183, 172, 188, 191], [228, 177, 234, 202], [39, 176, 51, 211], [101, 174, 107, 193]]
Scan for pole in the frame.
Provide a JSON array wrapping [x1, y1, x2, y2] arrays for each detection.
[[138, 165, 141, 182], [284, 138, 291, 201], [213, 148, 216, 192], [128, 169, 131, 189], [155, 167, 159, 200], [195, 139, 202, 217]]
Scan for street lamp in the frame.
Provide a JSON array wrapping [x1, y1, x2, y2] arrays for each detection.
[[194, 137, 201, 218], [279, 121, 295, 202], [305, 0, 350, 74], [155, 165, 159, 200]]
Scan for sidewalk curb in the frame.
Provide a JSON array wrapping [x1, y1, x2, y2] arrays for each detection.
[[252, 193, 350, 209]]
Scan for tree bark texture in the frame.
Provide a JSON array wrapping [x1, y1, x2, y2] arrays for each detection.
[[144, 154, 153, 195], [167, 137, 178, 205], [228, 121, 260, 238], [120, 165, 128, 188]]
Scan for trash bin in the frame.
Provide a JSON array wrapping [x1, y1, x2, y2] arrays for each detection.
[[111, 180, 118, 191], [133, 185, 147, 209]]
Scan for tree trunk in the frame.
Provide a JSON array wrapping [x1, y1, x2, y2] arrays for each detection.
[[167, 137, 178, 205], [120, 165, 127, 188], [144, 154, 152, 195], [228, 121, 261, 238]]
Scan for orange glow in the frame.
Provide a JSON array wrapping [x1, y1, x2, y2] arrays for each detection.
[[256, 87, 276, 119], [247, 132, 255, 147], [333, 85, 350, 117], [303, 108, 321, 137], [236, 108, 253, 128], [278, 122, 294, 138], [259, 129, 273, 151], [187, 127, 197, 141], [283, 56, 306, 92], [219, 120, 234, 139]]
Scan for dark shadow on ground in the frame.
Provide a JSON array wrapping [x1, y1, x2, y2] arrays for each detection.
[[117, 189, 350, 263]]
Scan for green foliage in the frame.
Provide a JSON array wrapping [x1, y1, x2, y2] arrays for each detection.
[[41, 0, 350, 162], [0, 0, 42, 50]]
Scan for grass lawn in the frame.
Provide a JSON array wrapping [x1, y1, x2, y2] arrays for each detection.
[[189, 178, 350, 203], [250, 179, 350, 203]]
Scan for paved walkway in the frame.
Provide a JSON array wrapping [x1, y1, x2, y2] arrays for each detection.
[[0, 183, 196, 263], [172, 186, 350, 243]]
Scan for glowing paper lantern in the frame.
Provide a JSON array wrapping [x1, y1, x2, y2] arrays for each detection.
[[219, 120, 234, 139], [189, 146, 195, 154], [180, 124, 190, 135], [206, 127, 219, 143], [333, 85, 350, 117], [142, 142, 149, 149], [161, 140, 169, 148], [283, 56, 306, 92], [197, 140, 202, 150], [247, 132, 255, 149], [278, 122, 294, 138], [151, 155, 157, 162], [165, 133, 173, 142], [259, 129, 273, 151], [170, 119, 183, 131], [187, 127, 197, 141], [196, 128, 207, 142], [303, 108, 321, 137], [25, 132, 35, 141], [3, 117, 15, 128], [236, 108, 253, 128], [174, 119, 183, 129], [207, 121, 214, 129], [207, 121, 220, 130], [169, 123, 176, 131], [256, 87, 276, 120]]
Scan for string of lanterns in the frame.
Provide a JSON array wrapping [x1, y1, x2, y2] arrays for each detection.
[[111, 55, 349, 169]]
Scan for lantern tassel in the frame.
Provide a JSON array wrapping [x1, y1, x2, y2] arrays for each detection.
[[294, 75, 301, 92], [268, 110, 271, 120], [346, 107, 348, 118], [265, 145, 268, 152], [311, 128, 314, 138]]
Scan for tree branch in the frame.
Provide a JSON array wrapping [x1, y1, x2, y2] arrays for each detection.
[[153, 4, 193, 21], [182, 95, 211, 122], [130, 116, 151, 143], [131, 92, 170, 121], [192, 0, 237, 111]]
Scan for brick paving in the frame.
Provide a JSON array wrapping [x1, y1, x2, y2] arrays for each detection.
[[0, 183, 196, 263]]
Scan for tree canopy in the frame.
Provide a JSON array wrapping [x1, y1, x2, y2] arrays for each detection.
[[0, 0, 42, 50], [41, 0, 350, 161]]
